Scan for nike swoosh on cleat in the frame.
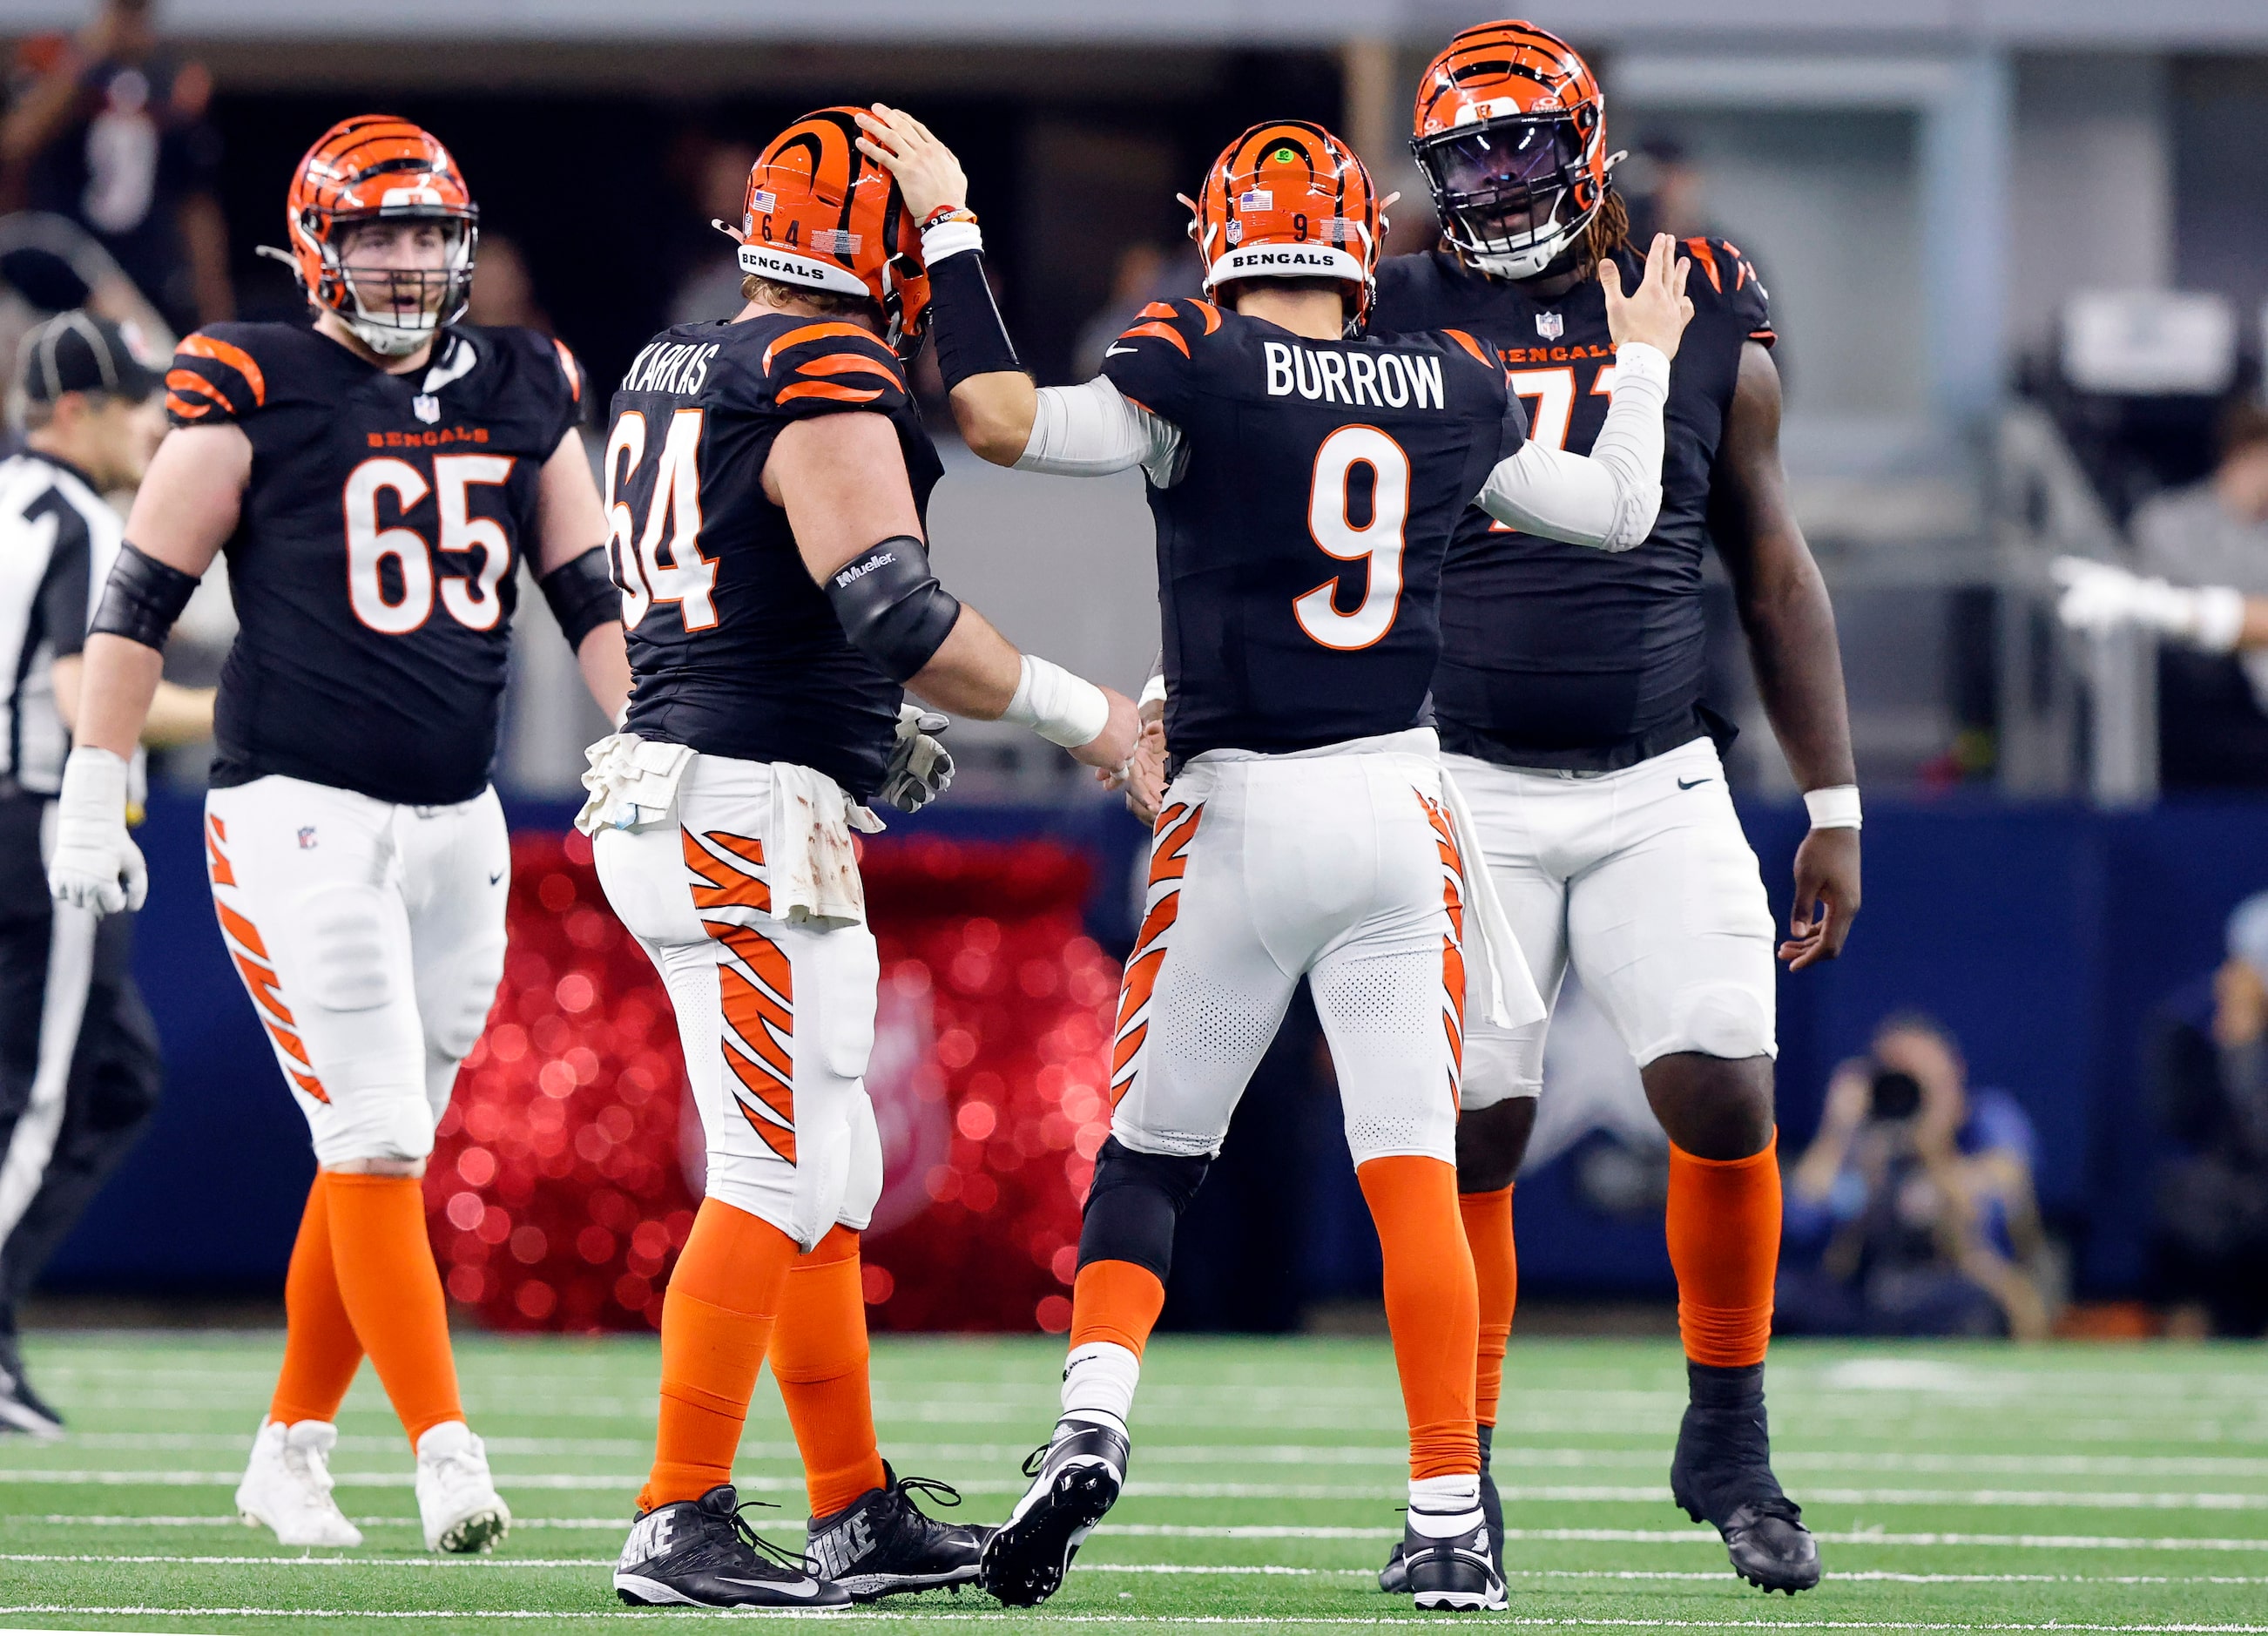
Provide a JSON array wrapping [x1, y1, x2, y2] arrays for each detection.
[[717, 1577, 820, 1598], [1677, 777, 1711, 790]]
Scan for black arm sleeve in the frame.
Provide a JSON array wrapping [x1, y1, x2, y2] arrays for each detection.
[[823, 535, 962, 684], [926, 247, 1023, 392], [537, 546, 621, 649], [89, 541, 199, 651]]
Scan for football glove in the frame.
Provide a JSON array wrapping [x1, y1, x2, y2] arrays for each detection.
[[881, 705, 955, 814], [49, 747, 146, 916], [2052, 557, 2246, 652]]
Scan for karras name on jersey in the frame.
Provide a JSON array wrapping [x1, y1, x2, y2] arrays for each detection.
[[165, 321, 584, 806], [1099, 298, 1525, 767], [1373, 236, 1772, 772], [607, 314, 942, 801]]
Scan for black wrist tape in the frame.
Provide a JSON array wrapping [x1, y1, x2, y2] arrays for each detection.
[[927, 248, 1023, 393], [824, 535, 962, 684], [538, 547, 622, 649], [90, 541, 199, 651]]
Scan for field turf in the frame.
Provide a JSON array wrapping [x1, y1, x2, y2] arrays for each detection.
[[1, 1332, 2265, 1632]]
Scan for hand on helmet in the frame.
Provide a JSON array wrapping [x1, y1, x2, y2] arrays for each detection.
[[854, 105, 968, 224], [1600, 232, 1694, 362]]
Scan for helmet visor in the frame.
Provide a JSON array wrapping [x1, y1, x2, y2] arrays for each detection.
[[1418, 115, 1586, 258]]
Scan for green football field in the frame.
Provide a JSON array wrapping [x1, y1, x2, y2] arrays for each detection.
[[1, 1332, 2265, 1633]]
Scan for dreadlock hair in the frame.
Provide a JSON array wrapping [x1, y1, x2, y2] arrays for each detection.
[[1579, 186, 1632, 273]]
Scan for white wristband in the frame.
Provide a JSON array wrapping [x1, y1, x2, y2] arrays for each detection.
[[1002, 653, 1110, 748], [2192, 585, 2247, 653], [1803, 785, 1861, 831], [921, 218, 983, 265], [1137, 672, 1168, 709]]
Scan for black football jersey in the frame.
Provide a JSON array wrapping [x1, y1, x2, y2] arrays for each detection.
[[608, 315, 942, 801], [1100, 299, 1525, 767], [167, 321, 584, 805], [1373, 236, 1773, 771]]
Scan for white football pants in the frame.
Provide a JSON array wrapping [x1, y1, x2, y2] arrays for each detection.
[[1445, 736, 1779, 1112], [592, 753, 882, 1252], [204, 776, 509, 1166]]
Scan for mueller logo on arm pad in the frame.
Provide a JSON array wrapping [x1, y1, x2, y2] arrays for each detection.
[[834, 549, 897, 588]]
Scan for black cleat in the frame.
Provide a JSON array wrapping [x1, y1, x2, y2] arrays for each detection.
[[0, 1341, 63, 1440], [1380, 1423, 1500, 1592], [977, 1416, 1128, 1607], [1402, 1506, 1507, 1612], [1670, 1362, 1821, 1594], [613, 1484, 850, 1609], [807, 1462, 989, 1600]]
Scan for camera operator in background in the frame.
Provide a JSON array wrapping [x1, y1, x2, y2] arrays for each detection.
[[1779, 1014, 2050, 1339], [2147, 892, 2268, 1337]]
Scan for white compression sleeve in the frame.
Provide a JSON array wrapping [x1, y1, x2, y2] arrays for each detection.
[[1475, 340, 1671, 552], [1015, 378, 1186, 485]]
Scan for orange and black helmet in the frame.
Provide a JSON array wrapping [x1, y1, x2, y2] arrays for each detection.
[[1411, 20, 1613, 279], [733, 108, 930, 360], [280, 115, 477, 356], [1185, 121, 1385, 334]]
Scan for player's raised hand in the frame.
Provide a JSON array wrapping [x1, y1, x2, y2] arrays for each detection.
[[1601, 232, 1694, 362], [854, 105, 967, 224]]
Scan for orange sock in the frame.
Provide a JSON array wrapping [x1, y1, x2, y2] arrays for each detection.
[[1665, 1135, 1781, 1368], [640, 1198, 800, 1511], [322, 1173, 463, 1449], [769, 1226, 885, 1518], [269, 1173, 364, 1425], [1358, 1155, 1478, 1481], [1459, 1185, 1515, 1429], [1068, 1260, 1166, 1357]]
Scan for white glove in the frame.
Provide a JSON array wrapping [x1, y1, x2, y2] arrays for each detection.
[[2052, 557, 2247, 652], [48, 747, 146, 916], [880, 704, 954, 815]]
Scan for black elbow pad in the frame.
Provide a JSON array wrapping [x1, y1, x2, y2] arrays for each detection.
[[537, 546, 622, 649], [824, 535, 962, 683], [90, 542, 199, 651]]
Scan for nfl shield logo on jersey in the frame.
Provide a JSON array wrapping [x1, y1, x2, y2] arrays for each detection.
[[413, 394, 441, 423], [1535, 311, 1564, 341]]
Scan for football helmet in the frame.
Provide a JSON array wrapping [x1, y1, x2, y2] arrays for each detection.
[[732, 108, 930, 360], [1185, 121, 1385, 335], [1411, 20, 1614, 281], [280, 115, 478, 358]]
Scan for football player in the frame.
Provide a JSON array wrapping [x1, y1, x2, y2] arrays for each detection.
[[589, 110, 1137, 1611], [47, 117, 631, 1553], [859, 106, 1690, 1612], [1361, 22, 1860, 1596]]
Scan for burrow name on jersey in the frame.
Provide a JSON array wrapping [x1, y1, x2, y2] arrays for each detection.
[[622, 339, 722, 397], [1262, 341, 1448, 410]]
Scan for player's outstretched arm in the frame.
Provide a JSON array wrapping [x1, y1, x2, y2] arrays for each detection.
[[766, 410, 1138, 773], [531, 429, 631, 720], [1708, 340, 1860, 971], [2051, 557, 2268, 652], [1475, 233, 1691, 551]]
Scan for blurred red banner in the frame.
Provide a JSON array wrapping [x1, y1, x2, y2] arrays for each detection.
[[426, 829, 1117, 1335]]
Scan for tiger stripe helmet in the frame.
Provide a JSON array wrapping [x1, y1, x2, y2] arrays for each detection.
[[736, 108, 930, 360], [282, 115, 478, 357], [1187, 121, 1384, 335], [1412, 20, 1613, 280]]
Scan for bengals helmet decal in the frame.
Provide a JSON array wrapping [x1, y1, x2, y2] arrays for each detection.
[[274, 115, 478, 358], [732, 108, 930, 360], [1411, 20, 1615, 280], [1184, 121, 1386, 335]]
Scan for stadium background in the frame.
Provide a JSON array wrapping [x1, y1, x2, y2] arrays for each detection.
[[12, 0, 2268, 1338]]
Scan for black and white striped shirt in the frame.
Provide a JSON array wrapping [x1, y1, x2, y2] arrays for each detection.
[[0, 448, 119, 797]]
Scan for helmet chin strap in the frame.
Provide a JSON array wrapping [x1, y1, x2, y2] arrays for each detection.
[[345, 312, 435, 357]]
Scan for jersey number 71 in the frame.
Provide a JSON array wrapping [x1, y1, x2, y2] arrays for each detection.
[[605, 407, 719, 632]]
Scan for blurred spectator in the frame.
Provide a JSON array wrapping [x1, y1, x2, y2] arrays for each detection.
[[667, 139, 756, 327], [1617, 138, 1709, 245], [1779, 1014, 2052, 1339], [0, 2, 230, 335], [2146, 893, 2268, 1337], [466, 232, 551, 334], [1071, 241, 1200, 380], [2133, 400, 2268, 592]]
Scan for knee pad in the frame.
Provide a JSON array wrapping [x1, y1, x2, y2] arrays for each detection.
[[427, 940, 505, 1067], [836, 1092, 883, 1232], [297, 884, 397, 1013], [1077, 1136, 1210, 1282], [1653, 983, 1776, 1065]]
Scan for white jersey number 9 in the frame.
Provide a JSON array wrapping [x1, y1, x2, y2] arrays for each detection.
[[1294, 424, 1411, 652], [344, 454, 517, 635]]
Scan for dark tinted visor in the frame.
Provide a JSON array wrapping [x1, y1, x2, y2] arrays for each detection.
[[1426, 118, 1580, 197]]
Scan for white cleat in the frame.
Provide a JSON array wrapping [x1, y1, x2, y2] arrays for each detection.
[[415, 1419, 511, 1553], [235, 1418, 363, 1548]]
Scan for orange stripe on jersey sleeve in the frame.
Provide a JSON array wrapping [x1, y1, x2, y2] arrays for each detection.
[[1117, 321, 1190, 359], [177, 335, 267, 406], [1441, 328, 1494, 369], [1683, 238, 1724, 294], [552, 337, 583, 402], [761, 321, 890, 376], [777, 380, 886, 405], [167, 369, 235, 412], [793, 351, 906, 390]]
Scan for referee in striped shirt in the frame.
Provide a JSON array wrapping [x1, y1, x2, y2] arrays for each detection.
[[0, 311, 210, 1435]]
